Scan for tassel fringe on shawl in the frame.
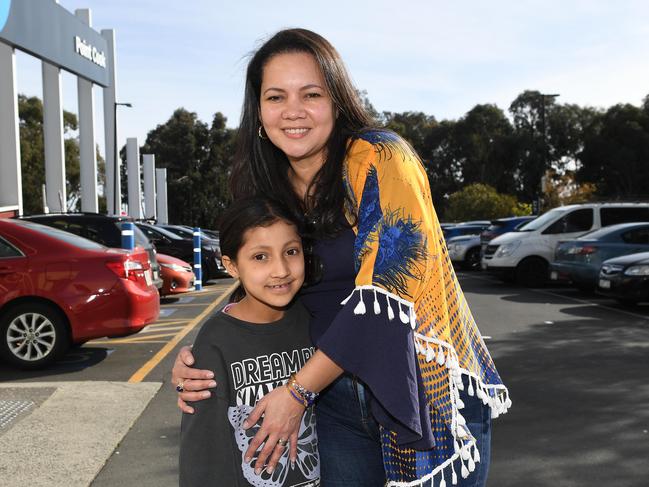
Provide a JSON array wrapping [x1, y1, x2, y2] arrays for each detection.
[[341, 285, 511, 487], [336, 131, 510, 486]]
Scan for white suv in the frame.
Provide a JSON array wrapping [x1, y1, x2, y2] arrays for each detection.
[[482, 203, 649, 286]]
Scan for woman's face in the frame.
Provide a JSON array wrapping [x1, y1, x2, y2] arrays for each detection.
[[259, 51, 336, 170]]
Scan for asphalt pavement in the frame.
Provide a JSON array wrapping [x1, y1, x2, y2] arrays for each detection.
[[0, 279, 237, 487], [1, 274, 648, 486]]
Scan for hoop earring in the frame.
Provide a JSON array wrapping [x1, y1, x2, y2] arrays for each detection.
[[258, 125, 268, 140]]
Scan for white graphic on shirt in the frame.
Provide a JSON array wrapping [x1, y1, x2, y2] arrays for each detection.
[[228, 404, 320, 487], [230, 348, 314, 406]]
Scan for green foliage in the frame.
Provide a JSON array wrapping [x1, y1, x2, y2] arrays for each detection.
[[508, 90, 601, 201], [139, 108, 236, 228], [17, 95, 91, 214], [445, 183, 529, 222], [577, 103, 649, 198], [452, 104, 517, 193], [21, 86, 647, 222], [544, 169, 597, 209]]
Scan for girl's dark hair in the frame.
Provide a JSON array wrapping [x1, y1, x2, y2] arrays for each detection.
[[219, 197, 300, 302], [230, 28, 376, 237]]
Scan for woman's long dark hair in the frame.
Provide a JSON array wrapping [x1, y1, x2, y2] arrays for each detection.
[[230, 28, 376, 237], [219, 197, 302, 302]]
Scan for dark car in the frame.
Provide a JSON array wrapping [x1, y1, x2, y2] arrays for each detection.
[[0, 219, 159, 368], [551, 223, 649, 290], [18, 213, 163, 289], [597, 251, 649, 305], [480, 216, 536, 248], [158, 225, 220, 245], [443, 223, 490, 241], [136, 223, 225, 281]]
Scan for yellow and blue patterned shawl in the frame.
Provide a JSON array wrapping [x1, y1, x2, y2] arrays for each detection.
[[332, 130, 510, 486]]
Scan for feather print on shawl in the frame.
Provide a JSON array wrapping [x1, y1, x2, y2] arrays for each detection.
[[316, 130, 511, 486]]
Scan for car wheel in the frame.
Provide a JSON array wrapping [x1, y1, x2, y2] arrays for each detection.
[[515, 257, 549, 287], [0, 302, 70, 369], [463, 247, 482, 271]]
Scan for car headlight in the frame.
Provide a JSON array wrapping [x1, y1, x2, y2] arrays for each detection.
[[624, 265, 649, 276], [494, 241, 521, 258], [160, 263, 186, 272]]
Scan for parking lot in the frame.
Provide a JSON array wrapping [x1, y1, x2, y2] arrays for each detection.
[[1, 272, 648, 486], [0, 278, 237, 487]]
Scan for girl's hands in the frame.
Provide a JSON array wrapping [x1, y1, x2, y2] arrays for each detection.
[[243, 385, 305, 475], [171, 345, 217, 414]]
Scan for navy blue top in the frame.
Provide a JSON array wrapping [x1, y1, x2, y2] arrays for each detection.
[[300, 228, 435, 449], [299, 225, 435, 449], [299, 226, 356, 345]]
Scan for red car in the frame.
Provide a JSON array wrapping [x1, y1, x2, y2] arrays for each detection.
[[0, 219, 159, 369], [157, 253, 195, 296]]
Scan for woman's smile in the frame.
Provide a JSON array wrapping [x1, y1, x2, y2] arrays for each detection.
[[283, 127, 310, 138]]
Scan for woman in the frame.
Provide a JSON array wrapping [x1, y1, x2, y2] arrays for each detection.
[[173, 28, 510, 487]]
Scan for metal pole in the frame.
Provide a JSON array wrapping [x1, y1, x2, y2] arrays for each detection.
[[121, 221, 135, 250], [114, 102, 118, 214], [193, 227, 202, 291], [538, 93, 559, 212], [113, 102, 132, 215]]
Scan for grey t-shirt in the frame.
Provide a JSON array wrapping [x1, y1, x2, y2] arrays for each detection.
[[179, 301, 320, 487]]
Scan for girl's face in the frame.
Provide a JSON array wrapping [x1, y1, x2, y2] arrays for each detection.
[[259, 51, 336, 171], [222, 220, 305, 321]]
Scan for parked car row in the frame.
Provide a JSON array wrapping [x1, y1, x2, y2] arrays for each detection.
[[135, 222, 225, 282], [446, 216, 535, 270], [0, 212, 228, 369], [446, 203, 649, 306], [0, 218, 160, 369]]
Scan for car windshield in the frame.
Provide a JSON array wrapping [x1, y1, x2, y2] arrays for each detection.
[[516, 208, 568, 232], [20, 221, 106, 250], [163, 226, 192, 238], [167, 226, 214, 240], [148, 225, 184, 240]]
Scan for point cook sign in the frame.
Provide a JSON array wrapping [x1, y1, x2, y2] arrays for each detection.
[[0, 0, 109, 87]]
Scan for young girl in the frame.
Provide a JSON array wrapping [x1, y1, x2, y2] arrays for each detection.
[[179, 197, 320, 487]]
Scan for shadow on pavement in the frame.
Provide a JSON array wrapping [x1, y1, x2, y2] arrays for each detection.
[[0, 346, 112, 381], [488, 317, 649, 487]]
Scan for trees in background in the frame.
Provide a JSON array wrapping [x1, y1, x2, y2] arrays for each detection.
[[577, 103, 649, 199], [138, 108, 236, 228], [444, 184, 530, 222], [17, 90, 649, 222], [18, 95, 95, 215]]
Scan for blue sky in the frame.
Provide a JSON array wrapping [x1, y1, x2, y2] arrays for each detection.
[[13, 0, 649, 158]]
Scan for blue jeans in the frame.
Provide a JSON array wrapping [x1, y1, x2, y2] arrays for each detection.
[[437, 378, 492, 487], [316, 374, 492, 487], [316, 375, 386, 486]]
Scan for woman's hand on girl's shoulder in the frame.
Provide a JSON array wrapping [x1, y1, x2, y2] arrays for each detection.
[[172, 345, 217, 414]]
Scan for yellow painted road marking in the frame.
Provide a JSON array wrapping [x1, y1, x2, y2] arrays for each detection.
[[128, 280, 238, 383], [110, 333, 175, 343], [90, 332, 179, 344], [150, 319, 189, 325], [90, 339, 170, 345], [139, 325, 186, 334]]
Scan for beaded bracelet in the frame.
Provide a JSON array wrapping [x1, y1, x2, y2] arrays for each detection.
[[286, 373, 318, 407], [287, 387, 308, 408]]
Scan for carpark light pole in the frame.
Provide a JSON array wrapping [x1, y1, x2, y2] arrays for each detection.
[[539, 93, 559, 213], [113, 102, 132, 215]]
